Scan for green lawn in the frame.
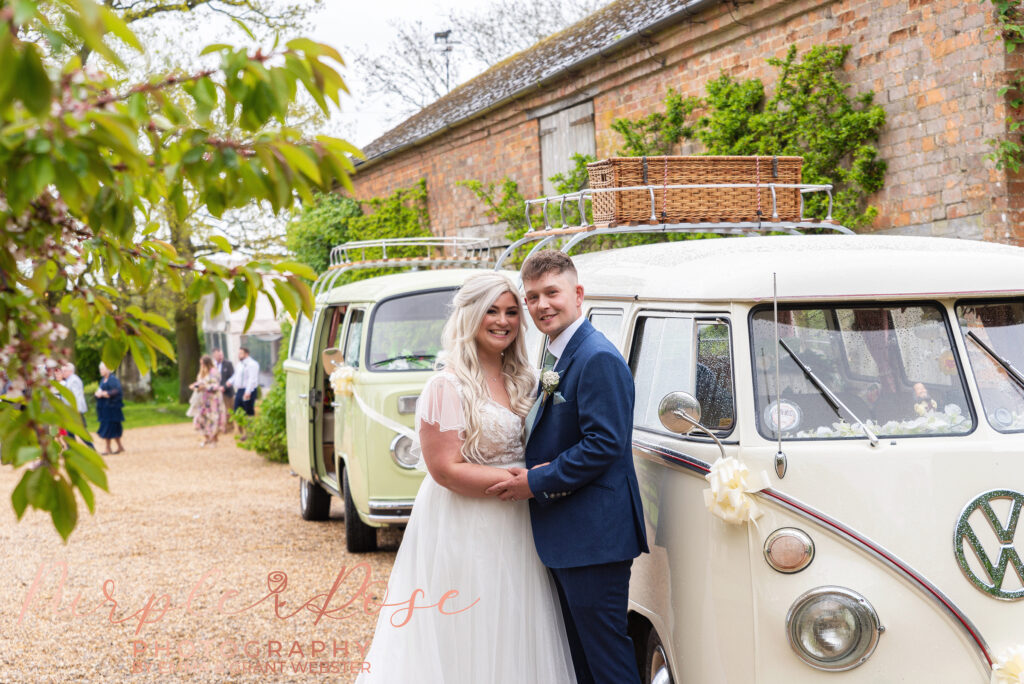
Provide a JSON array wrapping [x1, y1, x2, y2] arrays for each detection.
[[84, 375, 192, 430]]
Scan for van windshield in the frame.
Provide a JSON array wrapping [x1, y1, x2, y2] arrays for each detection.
[[955, 299, 1024, 432], [367, 289, 454, 371], [751, 304, 974, 440]]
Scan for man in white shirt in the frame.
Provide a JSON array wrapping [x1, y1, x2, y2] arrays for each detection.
[[60, 362, 94, 449], [226, 347, 260, 424]]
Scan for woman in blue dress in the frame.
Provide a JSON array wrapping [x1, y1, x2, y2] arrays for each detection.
[[94, 362, 125, 454]]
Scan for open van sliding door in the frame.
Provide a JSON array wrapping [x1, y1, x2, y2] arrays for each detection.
[[284, 311, 317, 481], [312, 305, 347, 495]]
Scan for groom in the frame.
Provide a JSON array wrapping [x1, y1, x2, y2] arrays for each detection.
[[487, 250, 648, 684]]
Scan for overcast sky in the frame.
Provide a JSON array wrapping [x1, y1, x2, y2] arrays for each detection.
[[309, 2, 483, 147]]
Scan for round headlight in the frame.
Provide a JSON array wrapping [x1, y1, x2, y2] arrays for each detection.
[[390, 434, 418, 469], [786, 586, 882, 671]]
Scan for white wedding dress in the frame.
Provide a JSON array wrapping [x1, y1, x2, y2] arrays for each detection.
[[357, 372, 576, 683]]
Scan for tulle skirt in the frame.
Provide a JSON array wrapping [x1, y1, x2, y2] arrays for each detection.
[[357, 471, 576, 683]]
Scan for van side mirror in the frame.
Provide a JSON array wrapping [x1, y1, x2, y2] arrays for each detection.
[[322, 347, 344, 373], [658, 391, 703, 434], [658, 392, 726, 461]]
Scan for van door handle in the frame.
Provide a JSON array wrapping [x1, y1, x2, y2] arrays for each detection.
[[331, 402, 341, 407], [299, 393, 308, 399]]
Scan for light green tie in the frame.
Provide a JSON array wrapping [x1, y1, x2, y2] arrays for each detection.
[[523, 349, 557, 444]]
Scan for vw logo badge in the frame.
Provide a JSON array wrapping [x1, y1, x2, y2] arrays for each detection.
[[954, 489, 1024, 600]]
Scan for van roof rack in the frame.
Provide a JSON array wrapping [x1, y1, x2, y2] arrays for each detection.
[[493, 183, 853, 269], [313, 237, 491, 298]]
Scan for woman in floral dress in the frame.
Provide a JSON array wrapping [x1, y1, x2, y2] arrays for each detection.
[[190, 355, 226, 446]]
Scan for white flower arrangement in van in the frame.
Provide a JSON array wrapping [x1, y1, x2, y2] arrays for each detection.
[[797, 404, 971, 439]]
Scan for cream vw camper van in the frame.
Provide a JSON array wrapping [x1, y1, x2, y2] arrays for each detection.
[[503, 178, 1024, 682]]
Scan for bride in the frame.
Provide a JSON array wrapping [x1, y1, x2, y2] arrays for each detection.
[[357, 272, 576, 683]]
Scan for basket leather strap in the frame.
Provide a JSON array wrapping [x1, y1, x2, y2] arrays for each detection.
[[756, 156, 762, 218]]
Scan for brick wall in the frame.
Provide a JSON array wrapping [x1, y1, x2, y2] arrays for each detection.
[[350, 0, 1021, 245]]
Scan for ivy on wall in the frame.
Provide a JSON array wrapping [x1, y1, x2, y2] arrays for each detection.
[[458, 154, 595, 266], [285, 179, 432, 278], [988, 0, 1024, 171], [611, 45, 887, 229]]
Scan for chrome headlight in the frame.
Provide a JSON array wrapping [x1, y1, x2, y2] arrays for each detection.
[[390, 434, 418, 469], [786, 586, 882, 671]]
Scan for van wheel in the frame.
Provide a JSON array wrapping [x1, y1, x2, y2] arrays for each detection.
[[343, 469, 377, 552], [645, 629, 673, 684], [299, 477, 331, 521]]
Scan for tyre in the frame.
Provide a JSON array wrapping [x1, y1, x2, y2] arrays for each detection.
[[343, 468, 377, 552], [299, 477, 331, 521], [645, 629, 673, 684]]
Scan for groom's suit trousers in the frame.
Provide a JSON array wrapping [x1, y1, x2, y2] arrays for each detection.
[[550, 560, 638, 684]]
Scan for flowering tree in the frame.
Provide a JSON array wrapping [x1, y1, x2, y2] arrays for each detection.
[[0, 0, 360, 539]]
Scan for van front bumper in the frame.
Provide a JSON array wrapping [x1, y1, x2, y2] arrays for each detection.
[[367, 499, 414, 523]]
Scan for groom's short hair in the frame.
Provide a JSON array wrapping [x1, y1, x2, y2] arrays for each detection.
[[520, 251, 577, 283]]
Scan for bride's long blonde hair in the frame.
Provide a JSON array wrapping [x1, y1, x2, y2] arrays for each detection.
[[438, 272, 535, 462]]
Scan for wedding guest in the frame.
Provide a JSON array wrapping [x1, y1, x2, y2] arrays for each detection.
[[189, 355, 227, 447], [226, 347, 259, 437], [94, 362, 124, 455], [212, 348, 234, 432], [60, 362, 94, 449]]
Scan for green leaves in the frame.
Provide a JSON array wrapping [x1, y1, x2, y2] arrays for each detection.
[[16, 43, 51, 115], [2, 0, 363, 541]]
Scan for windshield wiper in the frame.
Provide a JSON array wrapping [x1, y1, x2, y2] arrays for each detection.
[[966, 331, 1024, 394], [371, 354, 436, 368], [778, 339, 879, 447]]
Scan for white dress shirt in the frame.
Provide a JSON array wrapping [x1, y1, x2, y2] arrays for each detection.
[[229, 356, 260, 394], [63, 373, 88, 414], [544, 315, 587, 365]]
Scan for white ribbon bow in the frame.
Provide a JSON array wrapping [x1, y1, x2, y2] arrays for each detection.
[[702, 457, 771, 525]]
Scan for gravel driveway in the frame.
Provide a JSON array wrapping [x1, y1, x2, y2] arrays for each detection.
[[0, 423, 400, 683]]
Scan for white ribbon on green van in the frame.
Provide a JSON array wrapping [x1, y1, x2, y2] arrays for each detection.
[[329, 365, 417, 441], [351, 390, 417, 441]]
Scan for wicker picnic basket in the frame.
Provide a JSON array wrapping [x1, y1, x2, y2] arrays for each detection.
[[586, 155, 803, 225]]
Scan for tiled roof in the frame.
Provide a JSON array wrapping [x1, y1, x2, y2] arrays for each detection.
[[359, 0, 712, 164]]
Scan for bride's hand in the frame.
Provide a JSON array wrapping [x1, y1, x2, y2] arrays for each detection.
[[530, 461, 549, 469]]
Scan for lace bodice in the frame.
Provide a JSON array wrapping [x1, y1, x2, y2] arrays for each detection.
[[417, 371, 525, 466]]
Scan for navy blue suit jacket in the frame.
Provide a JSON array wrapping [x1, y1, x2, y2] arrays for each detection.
[[525, 319, 649, 568]]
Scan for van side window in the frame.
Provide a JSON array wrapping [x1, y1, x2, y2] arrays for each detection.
[[629, 316, 695, 432], [696, 322, 735, 432], [290, 313, 314, 362], [344, 309, 365, 369], [589, 309, 623, 343], [629, 315, 736, 436]]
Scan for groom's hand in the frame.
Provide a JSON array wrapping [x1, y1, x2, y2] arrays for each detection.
[[486, 467, 535, 501]]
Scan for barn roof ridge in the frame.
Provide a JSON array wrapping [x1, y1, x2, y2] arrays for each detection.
[[358, 0, 715, 167]]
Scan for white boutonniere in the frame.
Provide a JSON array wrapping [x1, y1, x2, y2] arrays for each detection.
[[540, 370, 560, 399]]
